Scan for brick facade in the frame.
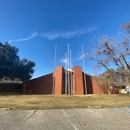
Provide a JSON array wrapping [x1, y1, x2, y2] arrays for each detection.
[[73, 66, 84, 95], [20, 65, 115, 95], [54, 66, 64, 95], [0, 84, 19, 93], [21, 73, 53, 94], [84, 74, 108, 94]]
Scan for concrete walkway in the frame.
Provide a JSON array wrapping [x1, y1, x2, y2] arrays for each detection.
[[0, 108, 130, 130]]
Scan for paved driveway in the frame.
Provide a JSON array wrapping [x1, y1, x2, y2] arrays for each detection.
[[0, 108, 130, 130]]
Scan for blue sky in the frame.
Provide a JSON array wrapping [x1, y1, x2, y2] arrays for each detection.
[[0, 0, 130, 78]]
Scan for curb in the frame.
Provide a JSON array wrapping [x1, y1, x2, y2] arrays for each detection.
[[0, 108, 12, 111], [88, 106, 103, 109]]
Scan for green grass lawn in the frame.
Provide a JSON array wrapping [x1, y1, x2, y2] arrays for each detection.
[[0, 93, 130, 110]]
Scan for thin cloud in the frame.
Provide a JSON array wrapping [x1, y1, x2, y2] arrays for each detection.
[[78, 53, 87, 61], [42, 31, 78, 40], [42, 25, 99, 40], [80, 25, 99, 34], [8, 25, 99, 42], [60, 58, 68, 64], [60, 58, 74, 69], [8, 33, 38, 43]]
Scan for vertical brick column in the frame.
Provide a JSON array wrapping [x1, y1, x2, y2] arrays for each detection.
[[54, 66, 64, 95], [73, 66, 84, 95]]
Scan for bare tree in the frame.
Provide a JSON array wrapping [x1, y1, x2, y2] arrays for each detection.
[[94, 75, 104, 95], [86, 22, 130, 87], [121, 21, 130, 33], [94, 72, 107, 94]]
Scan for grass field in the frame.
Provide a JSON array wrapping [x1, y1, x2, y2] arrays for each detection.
[[0, 94, 130, 110]]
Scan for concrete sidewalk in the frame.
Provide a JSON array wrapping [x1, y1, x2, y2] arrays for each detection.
[[0, 108, 130, 130]]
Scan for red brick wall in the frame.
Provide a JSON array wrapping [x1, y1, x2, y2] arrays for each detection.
[[73, 71, 75, 94], [21, 73, 53, 94], [20, 65, 115, 95], [54, 66, 64, 95], [62, 68, 65, 94], [91, 76, 110, 94], [85, 74, 93, 94], [0, 84, 19, 92], [73, 66, 84, 95], [83, 73, 108, 94]]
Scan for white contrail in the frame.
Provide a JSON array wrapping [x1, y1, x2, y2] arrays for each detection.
[[42, 30, 78, 40], [8, 25, 99, 42], [42, 25, 99, 40], [8, 33, 38, 43]]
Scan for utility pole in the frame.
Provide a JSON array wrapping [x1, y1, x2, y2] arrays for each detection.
[[82, 44, 87, 95], [52, 43, 57, 95], [70, 50, 73, 94], [65, 53, 67, 94], [68, 44, 70, 95]]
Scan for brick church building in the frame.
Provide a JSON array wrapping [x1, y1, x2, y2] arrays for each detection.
[[21, 65, 111, 95]]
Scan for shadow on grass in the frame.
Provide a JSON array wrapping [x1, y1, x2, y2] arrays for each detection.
[[0, 92, 55, 97], [118, 93, 129, 96], [0, 92, 21, 96]]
